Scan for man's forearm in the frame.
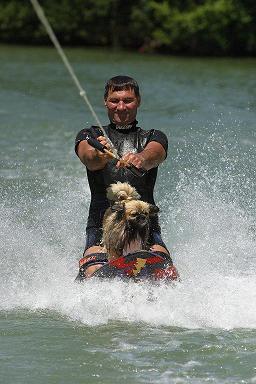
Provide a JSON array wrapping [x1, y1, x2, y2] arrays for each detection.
[[77, 141, 109, 171], [139, 149, 164, 170], [139, 142, 166, 170]]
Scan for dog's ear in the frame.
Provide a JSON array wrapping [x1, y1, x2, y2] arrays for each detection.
[[149, 205, 159, 215], [111, 203, 124, 213], [111, 203, 125, 221]]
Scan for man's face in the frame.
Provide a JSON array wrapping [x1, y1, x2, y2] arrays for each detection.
[[104, 88, 140, 126]]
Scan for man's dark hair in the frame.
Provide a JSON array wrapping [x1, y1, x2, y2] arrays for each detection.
[[104, 75, 140, 100]]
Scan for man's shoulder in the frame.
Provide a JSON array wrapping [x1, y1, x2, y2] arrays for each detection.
[[139, 126, 167, 136], [75, 125, 107, 140], [139, 128, 168, 142], [140, 128, 168, 153], [75, 125, 107, 155]]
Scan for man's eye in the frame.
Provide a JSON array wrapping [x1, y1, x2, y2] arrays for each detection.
[[108, 98, 134, 104]]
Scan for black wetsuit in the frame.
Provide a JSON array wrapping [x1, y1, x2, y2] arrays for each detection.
[[75, 120, 168, 250]]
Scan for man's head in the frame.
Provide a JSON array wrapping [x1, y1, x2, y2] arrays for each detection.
[[104, 75, 141, 126]]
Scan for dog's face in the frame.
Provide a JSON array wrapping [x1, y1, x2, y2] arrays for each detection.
[[102, 200, 159, 258], [112, 200, 158, 229]]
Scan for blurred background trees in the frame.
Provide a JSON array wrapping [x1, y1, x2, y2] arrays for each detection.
[[0, 0, 255, 55]]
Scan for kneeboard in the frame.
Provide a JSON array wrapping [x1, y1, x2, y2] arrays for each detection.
[[92, 251, 179, 281]]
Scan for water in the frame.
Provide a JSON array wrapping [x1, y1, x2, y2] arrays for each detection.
[[0, 45, 256, 383]]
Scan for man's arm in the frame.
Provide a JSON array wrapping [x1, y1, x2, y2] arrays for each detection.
[[119, 141, 166, 171], [76, 136, 112, 171]]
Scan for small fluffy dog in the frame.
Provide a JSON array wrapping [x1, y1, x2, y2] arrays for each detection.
[[102, 182, 159, 259]]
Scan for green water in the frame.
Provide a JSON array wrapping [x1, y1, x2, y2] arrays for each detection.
[[0, 45, 256, 383]]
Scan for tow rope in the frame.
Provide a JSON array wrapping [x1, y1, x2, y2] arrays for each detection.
[[29, 0, 117, 156]]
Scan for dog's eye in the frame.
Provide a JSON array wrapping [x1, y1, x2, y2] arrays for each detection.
[[130, 212, 137, 217]]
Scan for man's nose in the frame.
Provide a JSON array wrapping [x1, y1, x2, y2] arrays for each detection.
[[116, 101, 126, 110]]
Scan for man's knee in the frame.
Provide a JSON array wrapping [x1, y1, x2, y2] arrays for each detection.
[[149, 230, 169, 254], [83, 245, 105, 256], [150, 244, 169, 255]]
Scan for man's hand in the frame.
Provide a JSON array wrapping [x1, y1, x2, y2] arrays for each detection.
[[96, 136, 113, 160], [116, 141, 166, 171], [78, 138, 166, 172], [77, 135, 113, 170], [96, 136, 111, 151], [116, 152, 145, 169]]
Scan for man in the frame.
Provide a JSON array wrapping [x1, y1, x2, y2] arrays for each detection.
[[75, 75, 170, 277]]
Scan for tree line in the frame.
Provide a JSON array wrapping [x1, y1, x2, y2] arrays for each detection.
[[0, 0, 255, 56]]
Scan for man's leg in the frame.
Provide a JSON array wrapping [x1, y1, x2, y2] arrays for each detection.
[[78, 227, 107, 279], [150, 243, 169, 254], [84, 245, 104, 256], [149, 230, 170, 255], [83, 227, 104, 255]]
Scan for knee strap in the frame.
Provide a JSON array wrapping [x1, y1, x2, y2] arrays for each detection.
[[79, 252, 108, 271]]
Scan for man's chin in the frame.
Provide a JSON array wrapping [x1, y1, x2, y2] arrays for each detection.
[[112, 118, 133, 126]]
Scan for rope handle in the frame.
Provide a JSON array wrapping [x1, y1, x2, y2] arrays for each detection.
[[85, 136, 146, 177]]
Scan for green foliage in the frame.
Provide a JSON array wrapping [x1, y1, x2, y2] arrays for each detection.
[[143, 0, 255, 55], [0, 0, 255, 55], [0, 1, 36, 42]]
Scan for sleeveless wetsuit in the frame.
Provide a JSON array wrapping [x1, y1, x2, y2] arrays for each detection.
[[75, 120, 168, 250]]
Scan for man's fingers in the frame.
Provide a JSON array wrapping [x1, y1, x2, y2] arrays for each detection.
[[116, 159, 126, 168], [97, 136, 111, 150], [122, 153, 144, 168], [116, 153, 145, 169]]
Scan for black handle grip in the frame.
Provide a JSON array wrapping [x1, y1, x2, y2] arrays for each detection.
[[86, 135, 106, 153]]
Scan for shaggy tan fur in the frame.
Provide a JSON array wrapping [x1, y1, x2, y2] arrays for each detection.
[[102, 182, 159, 260], [106, 181, 140, 202]]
